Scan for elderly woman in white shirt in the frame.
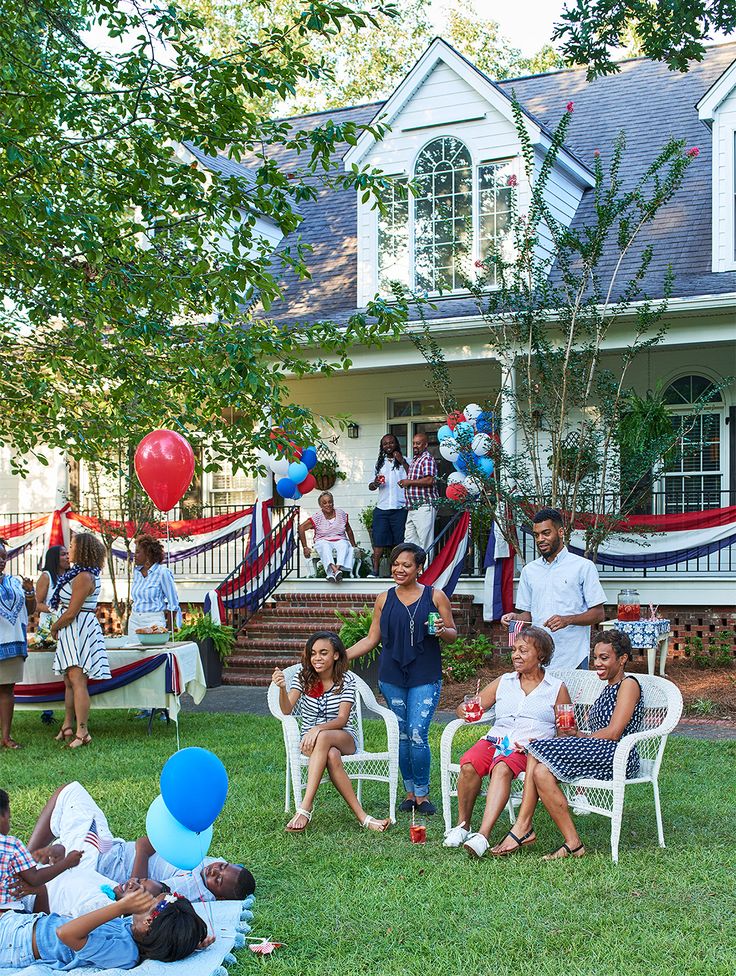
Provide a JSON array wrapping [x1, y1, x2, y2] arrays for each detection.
[[128, 535, 181, 636], [443, 625, 571, 858]]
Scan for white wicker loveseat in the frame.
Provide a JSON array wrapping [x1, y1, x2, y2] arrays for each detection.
[[268, 663, 400, 822], [440, 668, 683, 862]]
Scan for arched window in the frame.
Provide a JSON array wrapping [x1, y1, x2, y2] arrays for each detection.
[[662, 374, 725, 512], [413, 137, 472, 293]]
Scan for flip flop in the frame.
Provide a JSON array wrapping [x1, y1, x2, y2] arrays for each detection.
[[285, 808, 312, 832], [491, 827, 536, 856], [361, 815, 390, 832]]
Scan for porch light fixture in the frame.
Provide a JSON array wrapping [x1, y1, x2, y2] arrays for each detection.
[[347, 422, 360, 439]]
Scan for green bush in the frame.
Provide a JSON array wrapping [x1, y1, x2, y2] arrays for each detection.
[[442, 633, 493, 682], [684, 632, 734, 669], [175, 609, 235, 663], [335, 605, 380, 667]]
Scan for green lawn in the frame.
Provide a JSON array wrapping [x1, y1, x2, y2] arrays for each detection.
[[5, 711, 736, 976]]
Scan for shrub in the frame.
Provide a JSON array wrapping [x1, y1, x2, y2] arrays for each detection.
[[442, 634, 493, 682], [684, 632, 734, 669], [175, 610, 235, 663], [335, 606, 380, 667]]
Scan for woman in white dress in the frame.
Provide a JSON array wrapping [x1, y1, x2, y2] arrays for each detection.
[[49, 533, 110, 748], [0, 539, 36, 749], [35, 544, 71, 632]]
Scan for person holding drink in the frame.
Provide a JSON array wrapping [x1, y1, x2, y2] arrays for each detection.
[[491, 630, 643, 860], [444, 626, 571, 858], [368, 434, 408, 576], [346, 543, 457, 815]]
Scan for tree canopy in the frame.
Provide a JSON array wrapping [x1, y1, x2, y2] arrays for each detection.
[[0, 0, 410, 474], [184, 0, 566, 113], [554, 0, 736, 77]]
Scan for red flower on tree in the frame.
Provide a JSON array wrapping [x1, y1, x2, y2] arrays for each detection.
[[506, 173, 518, 187], [566, 101, 574, 113], [686, 146, 700, 158]]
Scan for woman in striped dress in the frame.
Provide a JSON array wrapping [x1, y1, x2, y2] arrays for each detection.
[[49, 533, 110, 748]]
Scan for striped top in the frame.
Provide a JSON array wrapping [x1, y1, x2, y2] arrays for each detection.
[[293, 668, 359, 745], [131, 563, 181, 625], [309, 509, 349, 542]]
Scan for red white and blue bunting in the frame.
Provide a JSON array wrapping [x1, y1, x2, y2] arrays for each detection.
[[14, 652, 181, 704], [419, 511, 471, 597]]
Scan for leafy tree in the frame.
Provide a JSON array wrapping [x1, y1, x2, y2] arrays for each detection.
[[554, 0, 736, 77], [185, 0, 567, 113], [0, 0, 410, 475], [412, 101, 702, 556]]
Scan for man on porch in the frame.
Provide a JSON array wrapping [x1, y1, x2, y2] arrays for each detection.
[[399, 433, 440, 553], [501, 508, 607, 669]]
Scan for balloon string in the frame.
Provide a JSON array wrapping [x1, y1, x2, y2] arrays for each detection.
[[195, 833, 216, 938]]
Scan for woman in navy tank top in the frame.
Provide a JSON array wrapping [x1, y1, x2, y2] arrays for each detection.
[[345, 543, 457, 814]]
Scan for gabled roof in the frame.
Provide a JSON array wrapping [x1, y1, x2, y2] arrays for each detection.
[[254, 41, 736, 326], [182, 142, 258, 189], [697, 54, 736, 123], [343, 38, 594, 190]]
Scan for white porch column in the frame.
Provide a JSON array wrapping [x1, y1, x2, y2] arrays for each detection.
[[499, 358, 517, 460], [255, 448, 273, 504]]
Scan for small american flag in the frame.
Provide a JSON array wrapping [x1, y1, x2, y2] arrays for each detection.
[[508, 618, 526, 647], [84, 818, 112, 853]]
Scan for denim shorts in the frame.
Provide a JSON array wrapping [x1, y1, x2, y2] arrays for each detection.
[[372, 508, 407, 547], [0, 911, 37, 968]]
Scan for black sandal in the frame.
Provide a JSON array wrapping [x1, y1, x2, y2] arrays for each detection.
[[491, 827, 536, 856], [542, 842, 585, 860]]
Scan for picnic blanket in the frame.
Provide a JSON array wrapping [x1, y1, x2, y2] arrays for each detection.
[[0, 896, 255, 976]]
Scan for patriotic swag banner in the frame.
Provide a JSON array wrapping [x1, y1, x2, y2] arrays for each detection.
[[14, 652, 181, 704]]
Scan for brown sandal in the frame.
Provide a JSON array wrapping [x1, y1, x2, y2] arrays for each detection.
[[68, 733, 92, 749], [1, 738, 22, 749], [55, 726, 74, 742]]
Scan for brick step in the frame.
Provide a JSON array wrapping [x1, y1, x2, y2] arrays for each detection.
[[244, 620, 354, 637], [272, 592, 475, 604], [221, 673, 272, 687], [257, 605, 373, 618], [228, 652, 300, 669], [235, 637, 304, 652]]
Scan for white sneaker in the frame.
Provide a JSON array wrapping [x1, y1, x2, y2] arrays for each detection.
[[443, 824, 470, 848], [571, 791, 592, 815], [463, 832, 490, 858]]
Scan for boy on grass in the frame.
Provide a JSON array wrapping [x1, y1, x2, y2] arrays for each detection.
[[0, 788, 82, 913]]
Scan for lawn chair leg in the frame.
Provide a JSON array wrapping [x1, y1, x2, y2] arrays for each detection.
[[284, 759, 292, 813], [356, 777, 363, 806], [652, 781, 665, 848], [610, 784, 625, 863]]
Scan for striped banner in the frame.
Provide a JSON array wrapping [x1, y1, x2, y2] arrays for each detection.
[[482, 521, 515, 622], [420, 511, 471, 596], [14, 652, 180, 704]]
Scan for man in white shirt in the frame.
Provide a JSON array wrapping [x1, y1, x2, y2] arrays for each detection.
[[368, 433, 408, 575], [501, 508, 607, 669]]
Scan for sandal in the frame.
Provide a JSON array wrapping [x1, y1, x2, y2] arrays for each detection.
[[55, 726, 74, 742], [285, 808, 312, 832], [1, 738, 22, 749], [68, 733, 92, 749], [491, 827, 536, 857], [542, 842, 585, 861], [361, 815, 390, 832]]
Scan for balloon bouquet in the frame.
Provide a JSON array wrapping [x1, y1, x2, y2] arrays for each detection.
[[146, 747, 228, 871], [267, 431, 319, 501], [437, 404, 498, 501]]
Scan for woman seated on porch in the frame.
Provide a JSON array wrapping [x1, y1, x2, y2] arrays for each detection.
[[298, 492, 356, 582]]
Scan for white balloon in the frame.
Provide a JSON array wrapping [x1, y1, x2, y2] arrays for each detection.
[[447, 471, 466, 485], [439, 438, 460, 462], [471, 433, 493, 457], [464, 403, 482, 421], [269, 456, 290, 477], [464, 476, 483, 495]]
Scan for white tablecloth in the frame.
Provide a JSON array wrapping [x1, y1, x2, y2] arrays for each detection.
[[16, 641, 206, 721]]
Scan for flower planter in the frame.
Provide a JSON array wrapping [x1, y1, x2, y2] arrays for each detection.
[[197, 637, 223, 689], [315, 472, 337, 491]]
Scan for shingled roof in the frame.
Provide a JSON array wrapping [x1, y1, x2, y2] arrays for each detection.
[[257, 43, 736, 325]]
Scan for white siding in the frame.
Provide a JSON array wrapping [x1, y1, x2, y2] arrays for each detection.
[[535, 148, 587, 262], [711, 91, 736, 271], [0, 449, 66, 515]]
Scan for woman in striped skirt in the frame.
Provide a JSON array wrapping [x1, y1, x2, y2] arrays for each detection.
[[49, 533, 110, 748]]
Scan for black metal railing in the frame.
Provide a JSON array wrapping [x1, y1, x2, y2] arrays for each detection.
[[219, 507, 300, 633]]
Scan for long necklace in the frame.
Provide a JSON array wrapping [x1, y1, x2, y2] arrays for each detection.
[[402, 585, 424, 646]]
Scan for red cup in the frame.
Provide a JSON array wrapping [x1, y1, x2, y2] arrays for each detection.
[[556, 704, 576, 730], [464, 695, 483, 723], [409, 823, 427, 844]]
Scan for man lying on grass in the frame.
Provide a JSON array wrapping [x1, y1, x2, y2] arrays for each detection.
[[28, 782, 255, 903]]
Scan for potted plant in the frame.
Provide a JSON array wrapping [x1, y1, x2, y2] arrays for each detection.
[[175, 610, 235, 689], [312, 446, 346, 491], [335, 605, 380, 690]]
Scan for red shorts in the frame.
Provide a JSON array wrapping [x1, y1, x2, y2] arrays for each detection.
[[459, 738, 527, 778]]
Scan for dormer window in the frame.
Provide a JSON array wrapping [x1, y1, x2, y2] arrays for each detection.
[[376, 136, 516, 296]]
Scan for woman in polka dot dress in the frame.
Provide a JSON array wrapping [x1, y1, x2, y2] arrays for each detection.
[[492, 629, 643, 860]]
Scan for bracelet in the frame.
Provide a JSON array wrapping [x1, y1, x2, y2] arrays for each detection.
[[24, 590, 35, 597]]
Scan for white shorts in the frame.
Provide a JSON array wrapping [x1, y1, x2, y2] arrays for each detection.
[[50, 781, 114, 870]]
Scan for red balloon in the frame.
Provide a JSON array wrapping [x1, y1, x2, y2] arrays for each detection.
[[135, 430, 195, 512], [447, 411, 466, 430], [298, 473, 317, 495], [446, 483, 468, 502]]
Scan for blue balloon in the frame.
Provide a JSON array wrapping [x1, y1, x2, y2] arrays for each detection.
[[292, 489, 302, 500], [301, 447, 318, 470], [476, 456, 495, 478], [288, 461, 308, 484], [277, 477, 297, 499], [476, 411, 495, 434], [161, 747, 229, 832], [146, 795, 213, 870], [454, 452, 473, 474], [454, 421, 474, 445], [437, 425, 453, 442]]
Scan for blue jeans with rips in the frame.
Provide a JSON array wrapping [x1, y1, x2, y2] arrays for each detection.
[[379, 679, 442, 797]]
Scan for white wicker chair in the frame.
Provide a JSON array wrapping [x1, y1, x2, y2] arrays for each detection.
[[440, 668, 683, 862], [267, 663, 400, 823]]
